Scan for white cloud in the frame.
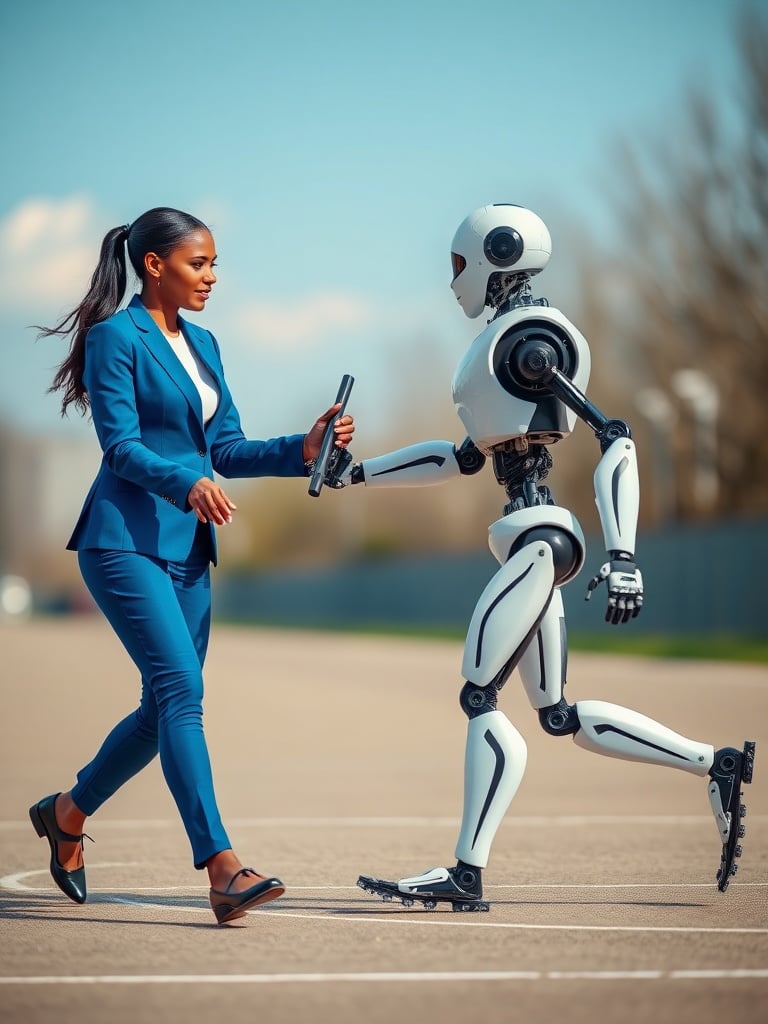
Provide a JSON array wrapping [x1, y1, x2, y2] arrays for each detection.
[[0, 195, 374, 354], [229, 292, 372, 350], [0, 195, 103, 311]]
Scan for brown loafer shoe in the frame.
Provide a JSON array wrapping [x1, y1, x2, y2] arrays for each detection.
[[209, 867, 285, 924]]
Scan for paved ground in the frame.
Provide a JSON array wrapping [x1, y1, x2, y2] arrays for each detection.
[[1, 618, 766, 1024]]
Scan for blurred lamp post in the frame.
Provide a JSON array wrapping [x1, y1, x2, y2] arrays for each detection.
[[0, 574, 32, 620], [635, 386, 677, 523], [671, 369, 719, 511]]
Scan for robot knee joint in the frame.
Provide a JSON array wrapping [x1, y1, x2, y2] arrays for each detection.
[[538, 698, 581, 736], [511, 526, 582, 585], [460, 681, 499, 720]]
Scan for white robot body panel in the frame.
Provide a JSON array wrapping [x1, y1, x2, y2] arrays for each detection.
[[708, 779, 734, 843], [573, 700, 714, 776], [361, 441, 460, 487], [451, 306, 591, 451], [517, 589, 568, 710], [487, 505, 586, 572], [454, 711, 528, 867], [593, 437, 639, 552], [461, 542, 556, 687]]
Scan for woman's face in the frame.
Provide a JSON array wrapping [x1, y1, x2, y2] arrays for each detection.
[[155, 229, 217, 312]]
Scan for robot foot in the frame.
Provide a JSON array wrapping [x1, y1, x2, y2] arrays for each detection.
[[357, 864, 490, 912], [707, 741, 756, 893]]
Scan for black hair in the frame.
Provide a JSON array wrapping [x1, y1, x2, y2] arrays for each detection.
[[37, 206, 209, 416]]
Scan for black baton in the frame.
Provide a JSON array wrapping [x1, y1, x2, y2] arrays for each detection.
[[308, 374, 354, 497]]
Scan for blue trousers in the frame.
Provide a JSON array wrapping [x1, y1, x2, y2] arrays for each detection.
[[72, 548, 230, 868]]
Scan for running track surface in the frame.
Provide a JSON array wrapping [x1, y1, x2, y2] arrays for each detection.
[[1, 618, 766, 1024]]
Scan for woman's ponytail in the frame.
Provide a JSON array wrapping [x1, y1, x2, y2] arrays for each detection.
[[38, 224, 130, 416]]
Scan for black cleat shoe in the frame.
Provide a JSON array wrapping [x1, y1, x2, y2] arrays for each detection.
[[357, 863, 489, 912], [708, 741, 756, 893]]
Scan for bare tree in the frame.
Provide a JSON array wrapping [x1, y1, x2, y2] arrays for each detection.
[[605, 4, 768, 521]]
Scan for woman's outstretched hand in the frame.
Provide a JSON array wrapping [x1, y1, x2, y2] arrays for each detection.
[[187, 477, 238, 525], [303, 403, 355, 462], [187, 406, 354, 522]]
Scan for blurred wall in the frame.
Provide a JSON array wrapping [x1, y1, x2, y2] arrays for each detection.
[[212, 518, 768, 638], [0, 427, 100, 592], [4, 427, 765, 637]]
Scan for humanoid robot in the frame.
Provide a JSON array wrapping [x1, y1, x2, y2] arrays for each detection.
[[331, 204, 755, 910]]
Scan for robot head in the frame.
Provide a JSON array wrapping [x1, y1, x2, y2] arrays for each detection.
[[450, 204, 552, 318]]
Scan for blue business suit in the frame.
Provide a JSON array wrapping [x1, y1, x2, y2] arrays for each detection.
[[68, 294, 305, 564], [68, 296, 306, 867]]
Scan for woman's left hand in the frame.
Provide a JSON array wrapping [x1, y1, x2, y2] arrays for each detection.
[[303, 403, 355, 462]]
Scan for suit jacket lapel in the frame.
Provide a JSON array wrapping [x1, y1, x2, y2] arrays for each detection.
[[126, 296, 213, 434]]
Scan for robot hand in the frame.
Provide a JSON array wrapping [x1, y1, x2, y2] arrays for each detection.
[[323, 447, 355, 489], [585, 556, 644, 624]]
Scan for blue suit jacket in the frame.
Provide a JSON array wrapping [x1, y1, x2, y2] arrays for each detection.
[[67, 295, 306, 565]]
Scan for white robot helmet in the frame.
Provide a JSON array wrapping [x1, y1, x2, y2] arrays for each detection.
[[450, 204, 552, 318]]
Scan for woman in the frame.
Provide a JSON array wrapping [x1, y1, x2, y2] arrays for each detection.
[[29, 206, 354, 925]]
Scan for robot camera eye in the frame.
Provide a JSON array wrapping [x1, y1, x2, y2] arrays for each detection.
[[484, 227, 524, 267]]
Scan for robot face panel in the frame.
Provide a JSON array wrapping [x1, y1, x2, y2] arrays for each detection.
[[450, 205, 552, 319]]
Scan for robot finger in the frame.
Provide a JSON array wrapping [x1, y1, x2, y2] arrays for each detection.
[[585, 567, 608, 602], [608, 593, 631, 625]]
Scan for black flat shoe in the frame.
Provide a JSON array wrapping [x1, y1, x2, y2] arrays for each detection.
[[209, 867, 285, 924], [29, 793, 91, 905]]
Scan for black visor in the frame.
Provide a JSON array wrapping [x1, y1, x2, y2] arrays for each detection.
[[451, 252, 467, 280]]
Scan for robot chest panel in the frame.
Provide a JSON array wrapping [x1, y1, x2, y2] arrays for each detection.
[[451, 307, 591, 450], [452, 347, 537, 443]]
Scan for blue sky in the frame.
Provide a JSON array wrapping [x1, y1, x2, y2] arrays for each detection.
[[0, 0, 745, 447]]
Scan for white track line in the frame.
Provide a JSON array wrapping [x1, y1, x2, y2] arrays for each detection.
[[4, 867, 767, 895], [4, 814, 767, 830], [248, 908, 768, 934], [110, 898, 768, 935], [1, 970, 767, 986], [18, 883, 768, 891], [0, 865, 138, 891], [5, 872, 763, 935]]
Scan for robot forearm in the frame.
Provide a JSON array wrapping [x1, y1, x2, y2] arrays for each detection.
[[593, 436, 639, 555], [355, 441, 464, 488]]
